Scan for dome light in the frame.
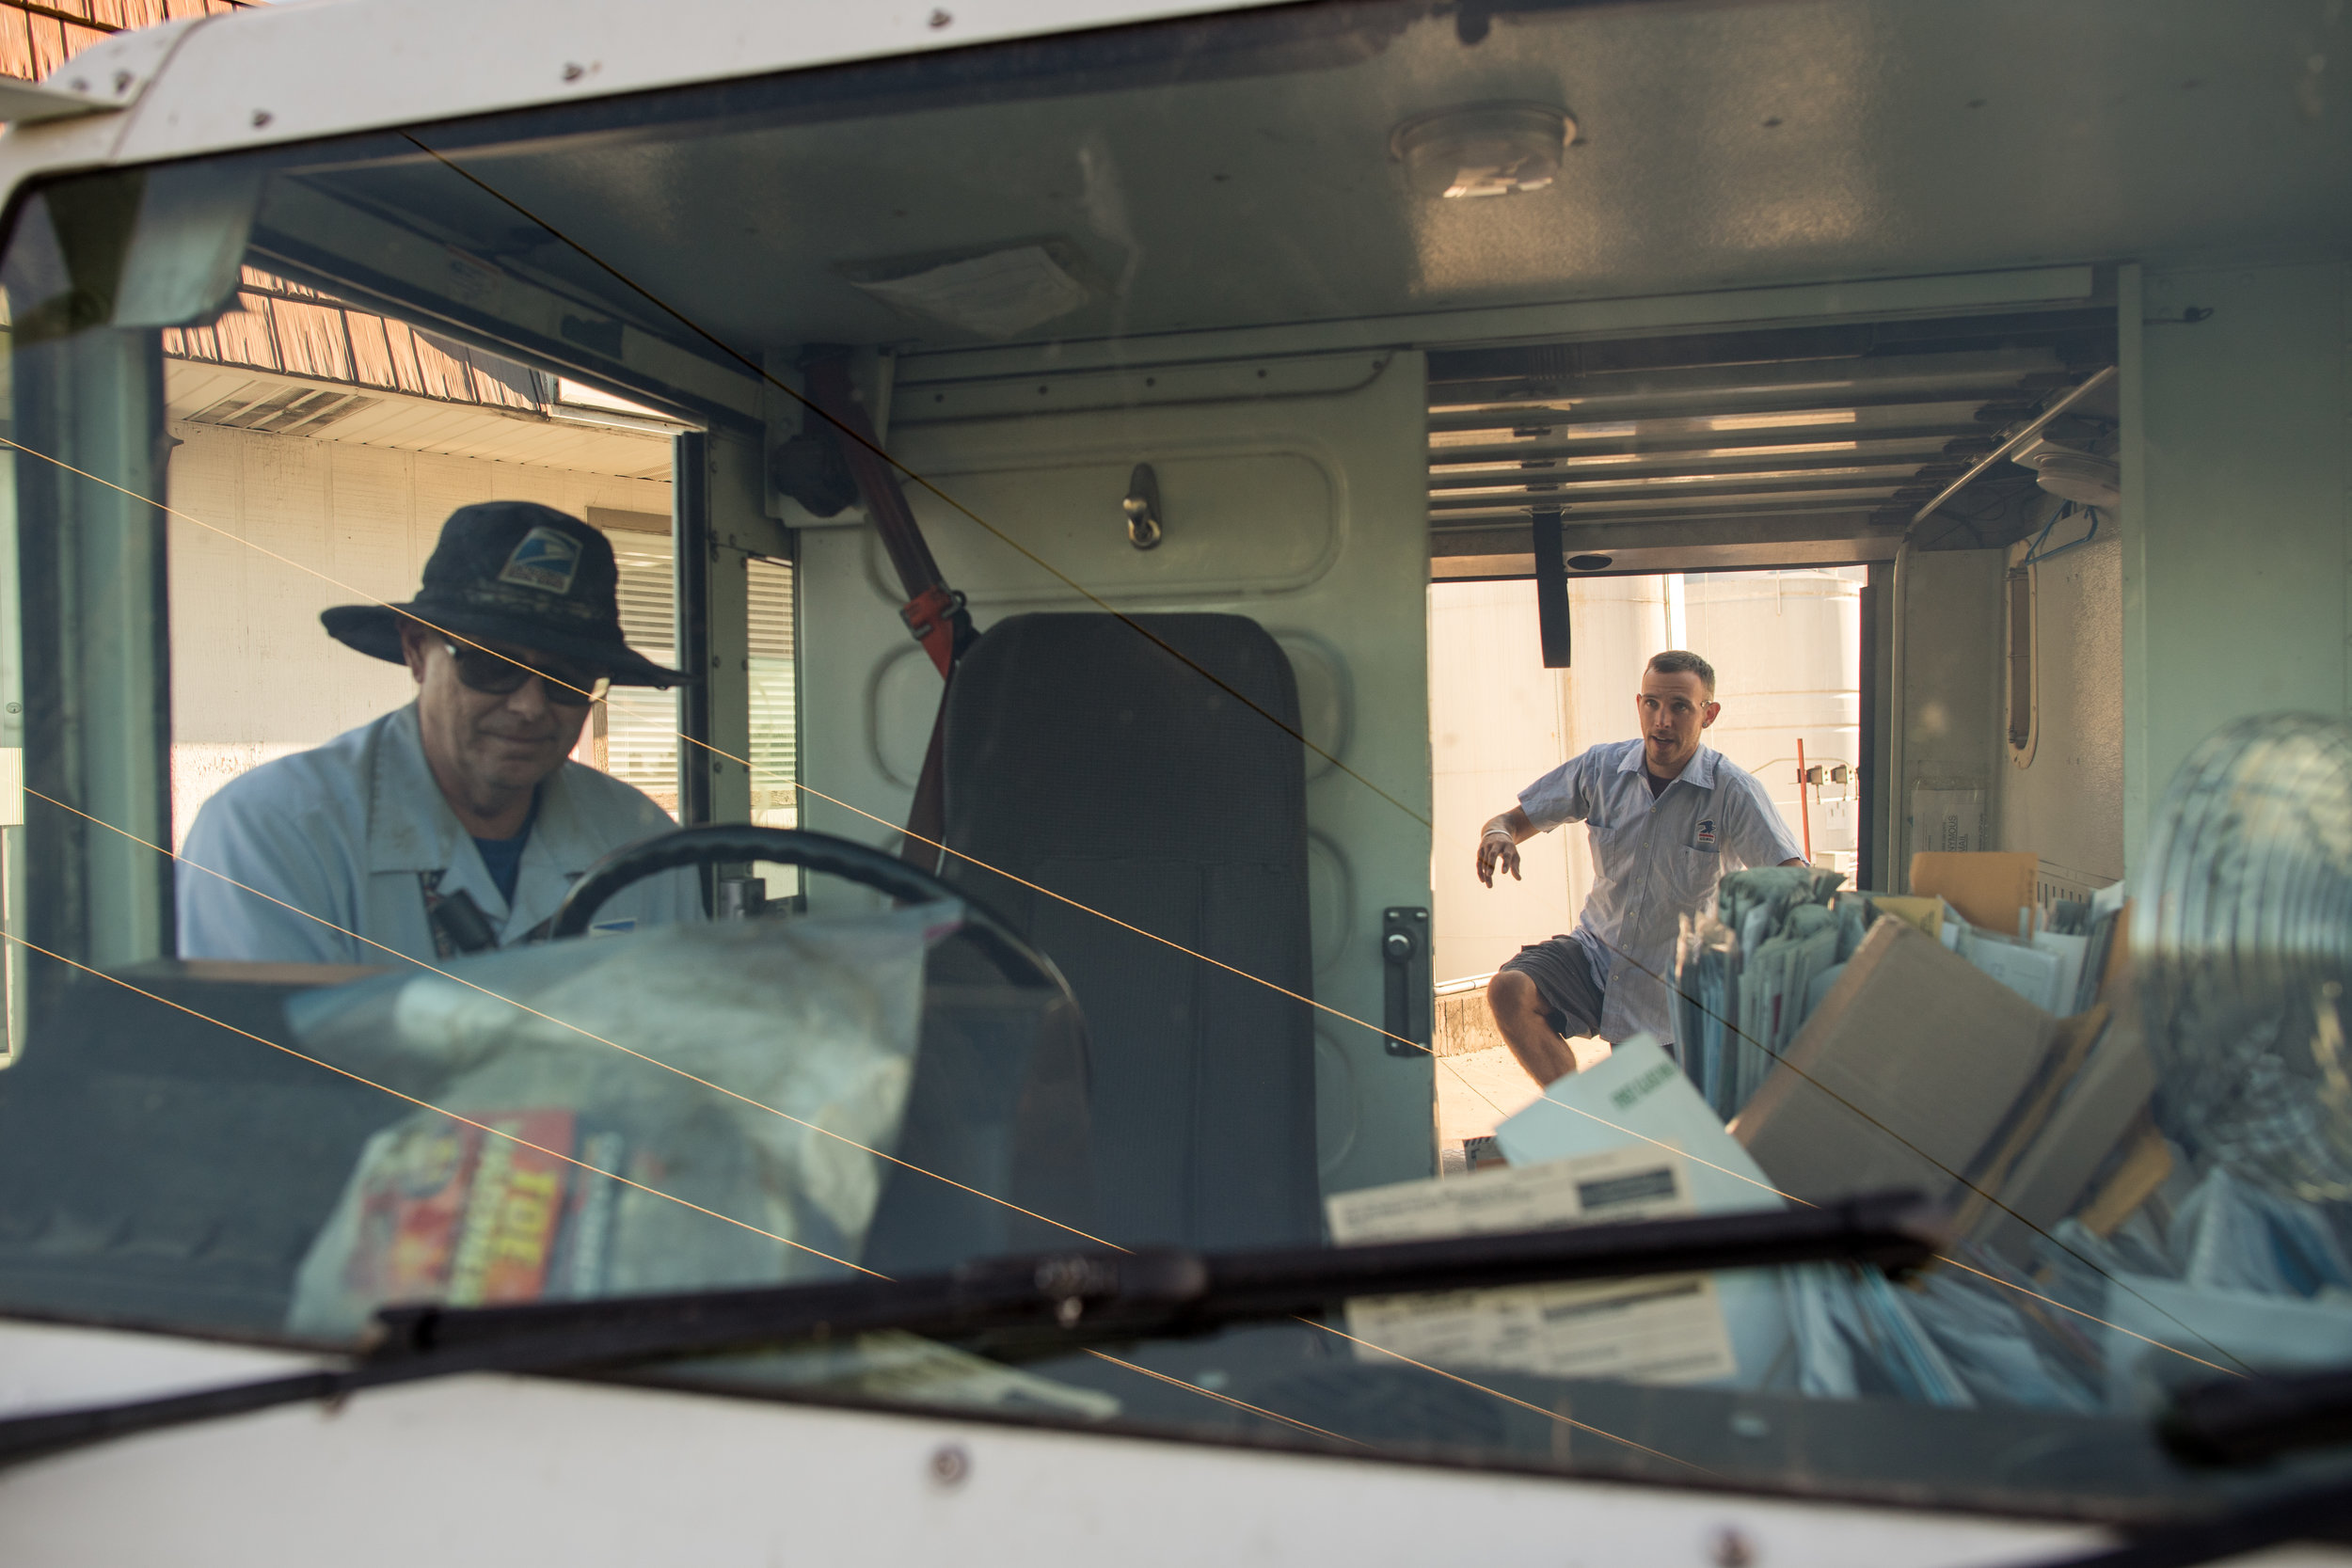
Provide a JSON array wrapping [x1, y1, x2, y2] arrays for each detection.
[[1391, 103, 1573, 199]]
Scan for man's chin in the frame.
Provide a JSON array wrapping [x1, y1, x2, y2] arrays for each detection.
[[469, 743, 564, 787]]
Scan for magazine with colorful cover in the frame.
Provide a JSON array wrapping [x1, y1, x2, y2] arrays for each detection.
[[310, 1108, 626, 1325]]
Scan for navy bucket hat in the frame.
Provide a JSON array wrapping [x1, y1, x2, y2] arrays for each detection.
[[320, 501, 688, 689]]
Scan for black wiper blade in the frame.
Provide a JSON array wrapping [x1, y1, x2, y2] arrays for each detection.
[[2162, 1366, 2352, 1465], [371, 1190, 1939, 1366], [0, 1191, 1938, 1468]]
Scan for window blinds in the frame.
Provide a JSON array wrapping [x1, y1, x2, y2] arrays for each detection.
[[596, 529, 794, 825]]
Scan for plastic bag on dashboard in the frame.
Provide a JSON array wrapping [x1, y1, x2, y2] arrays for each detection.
[[279, 902, 960, 1338]]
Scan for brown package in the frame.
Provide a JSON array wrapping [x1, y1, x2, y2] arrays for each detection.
[[1731, 918, 2058, 1207], [1910, 849, 2040, 935]]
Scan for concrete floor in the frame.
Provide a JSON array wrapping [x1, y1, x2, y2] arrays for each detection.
[[1433, 1037, 1613, 1151]]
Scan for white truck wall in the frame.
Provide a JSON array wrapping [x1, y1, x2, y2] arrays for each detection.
[[2127, 259, 2352, 870], [1893, 546, 2005, 886], [798, 352, 1436, 1196], [1996, 526, 2125, 896]]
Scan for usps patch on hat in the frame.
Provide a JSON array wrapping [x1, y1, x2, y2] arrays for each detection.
[[500, 526, 582, 595]]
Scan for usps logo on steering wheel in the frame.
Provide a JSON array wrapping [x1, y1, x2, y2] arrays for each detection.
[[500, 526, 582, 595]]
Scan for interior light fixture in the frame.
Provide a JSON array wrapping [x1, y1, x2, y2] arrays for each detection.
[[1390, 103, 1572, 199], [2018, 439, 2121, 509]]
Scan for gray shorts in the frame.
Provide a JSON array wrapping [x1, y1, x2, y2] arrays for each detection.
[[1498, 934, 1607, 1040]]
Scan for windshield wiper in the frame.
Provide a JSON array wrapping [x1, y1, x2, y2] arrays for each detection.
[[2162, 1367, 2352, 1466], [1968, 1368, 2352, 1568], [0, 1191, 1936, 1467]]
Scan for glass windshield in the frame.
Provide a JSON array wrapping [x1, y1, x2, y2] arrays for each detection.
[[3, 0, 2350, 1523]]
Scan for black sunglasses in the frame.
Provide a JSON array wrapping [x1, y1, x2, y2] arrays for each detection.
[[439, 640, 611, 706]]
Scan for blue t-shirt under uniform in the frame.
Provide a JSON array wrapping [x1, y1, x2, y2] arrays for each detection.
[[472, 800, 539, 908]]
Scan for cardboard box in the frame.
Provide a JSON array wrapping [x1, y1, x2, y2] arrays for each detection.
[[1976, 1008, 2154, 1250], [1731, 918, 2059, 1207], [1911, 849, 2039, 935]]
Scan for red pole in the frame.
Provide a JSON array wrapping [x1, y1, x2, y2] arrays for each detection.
[[1796, 738, 1813, 863]]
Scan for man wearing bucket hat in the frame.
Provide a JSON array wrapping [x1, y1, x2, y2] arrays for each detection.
[[178, 502, 704, 965]]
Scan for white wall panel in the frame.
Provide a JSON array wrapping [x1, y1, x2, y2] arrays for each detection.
[[2131, 260, 2352, 866], [1996, 531, 2124, 893]]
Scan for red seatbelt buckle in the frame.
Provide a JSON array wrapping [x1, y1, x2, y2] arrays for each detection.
[[900, 586, 964, 678]]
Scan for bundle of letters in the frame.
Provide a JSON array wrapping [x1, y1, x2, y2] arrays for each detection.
[[1674, 867, 1870, 1121]]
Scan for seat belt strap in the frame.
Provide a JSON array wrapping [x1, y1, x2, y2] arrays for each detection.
[[804, 356, 977, 679], [804, 354, 974, 870], [899, 583, 967, 684]]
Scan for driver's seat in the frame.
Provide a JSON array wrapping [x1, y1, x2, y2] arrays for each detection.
[[936, 612, 1320, 1253]]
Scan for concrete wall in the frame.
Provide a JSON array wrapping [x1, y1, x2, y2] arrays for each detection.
[[1427, 579, 1578, 983], [1683, 569, 1864, 876], [2127, 261, 2352, 867], [164, 421, 673, 843]]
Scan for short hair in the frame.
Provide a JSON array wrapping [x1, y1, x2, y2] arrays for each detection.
[[1646, 649, 1716, 693]]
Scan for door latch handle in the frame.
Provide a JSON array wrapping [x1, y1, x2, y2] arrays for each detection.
[[1122, 462, 1164, 550], [1381, 906, 1431, 1057]]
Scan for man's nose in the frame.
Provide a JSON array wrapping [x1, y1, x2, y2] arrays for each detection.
[[501, 673, 555, 718]]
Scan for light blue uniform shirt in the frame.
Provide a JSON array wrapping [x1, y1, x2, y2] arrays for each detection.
[[178, 703, 702, 967], [1519, 738, 1803, 1043]]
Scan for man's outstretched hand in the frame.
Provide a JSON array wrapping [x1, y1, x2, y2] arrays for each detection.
[[1477, 807, 1532, 887]]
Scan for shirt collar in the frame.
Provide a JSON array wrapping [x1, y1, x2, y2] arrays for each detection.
[[1614, 738, 1718, 791]]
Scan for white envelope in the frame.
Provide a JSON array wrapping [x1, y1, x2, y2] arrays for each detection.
[[1494, 1036, 1794, 1389]]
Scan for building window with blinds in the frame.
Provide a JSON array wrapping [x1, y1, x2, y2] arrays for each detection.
[[748, 556, 797, 835], [585, 516, 796, 845]]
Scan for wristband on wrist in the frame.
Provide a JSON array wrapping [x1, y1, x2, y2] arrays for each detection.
[[1483, 828, 1514, 841]]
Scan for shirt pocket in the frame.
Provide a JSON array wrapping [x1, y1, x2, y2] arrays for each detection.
[[1666, 844, 1724, 911], [1584, 818, 1638, 882]]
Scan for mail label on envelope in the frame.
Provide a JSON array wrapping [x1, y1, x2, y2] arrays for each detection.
[[1325, 1143, 1738, 1386]]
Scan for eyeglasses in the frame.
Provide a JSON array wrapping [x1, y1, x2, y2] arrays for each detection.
[[439, 640, 611, 706]]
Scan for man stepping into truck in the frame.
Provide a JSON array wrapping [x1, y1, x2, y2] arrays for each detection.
[[1476, 649, 1806, 1086]]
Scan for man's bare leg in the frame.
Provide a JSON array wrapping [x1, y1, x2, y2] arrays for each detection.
[[1486, 970, 1580, 1086]]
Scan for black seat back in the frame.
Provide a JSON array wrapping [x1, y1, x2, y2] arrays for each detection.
[[938, 612, 1319, 1251]]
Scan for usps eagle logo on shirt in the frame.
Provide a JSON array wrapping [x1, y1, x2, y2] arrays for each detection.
[[499, 526, 581, 595], [1695, 818, 1717, 847]]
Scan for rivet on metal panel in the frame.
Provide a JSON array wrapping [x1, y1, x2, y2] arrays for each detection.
[[1709, 1527, 1756, 1567], [563, 62, 584, 82], [929, 1442, 970, 1486], [250, 110, 272, 129], [929, 9, 952, 28]]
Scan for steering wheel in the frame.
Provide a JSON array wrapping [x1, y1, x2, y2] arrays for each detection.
[[549, 824, 1077, 1003]]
